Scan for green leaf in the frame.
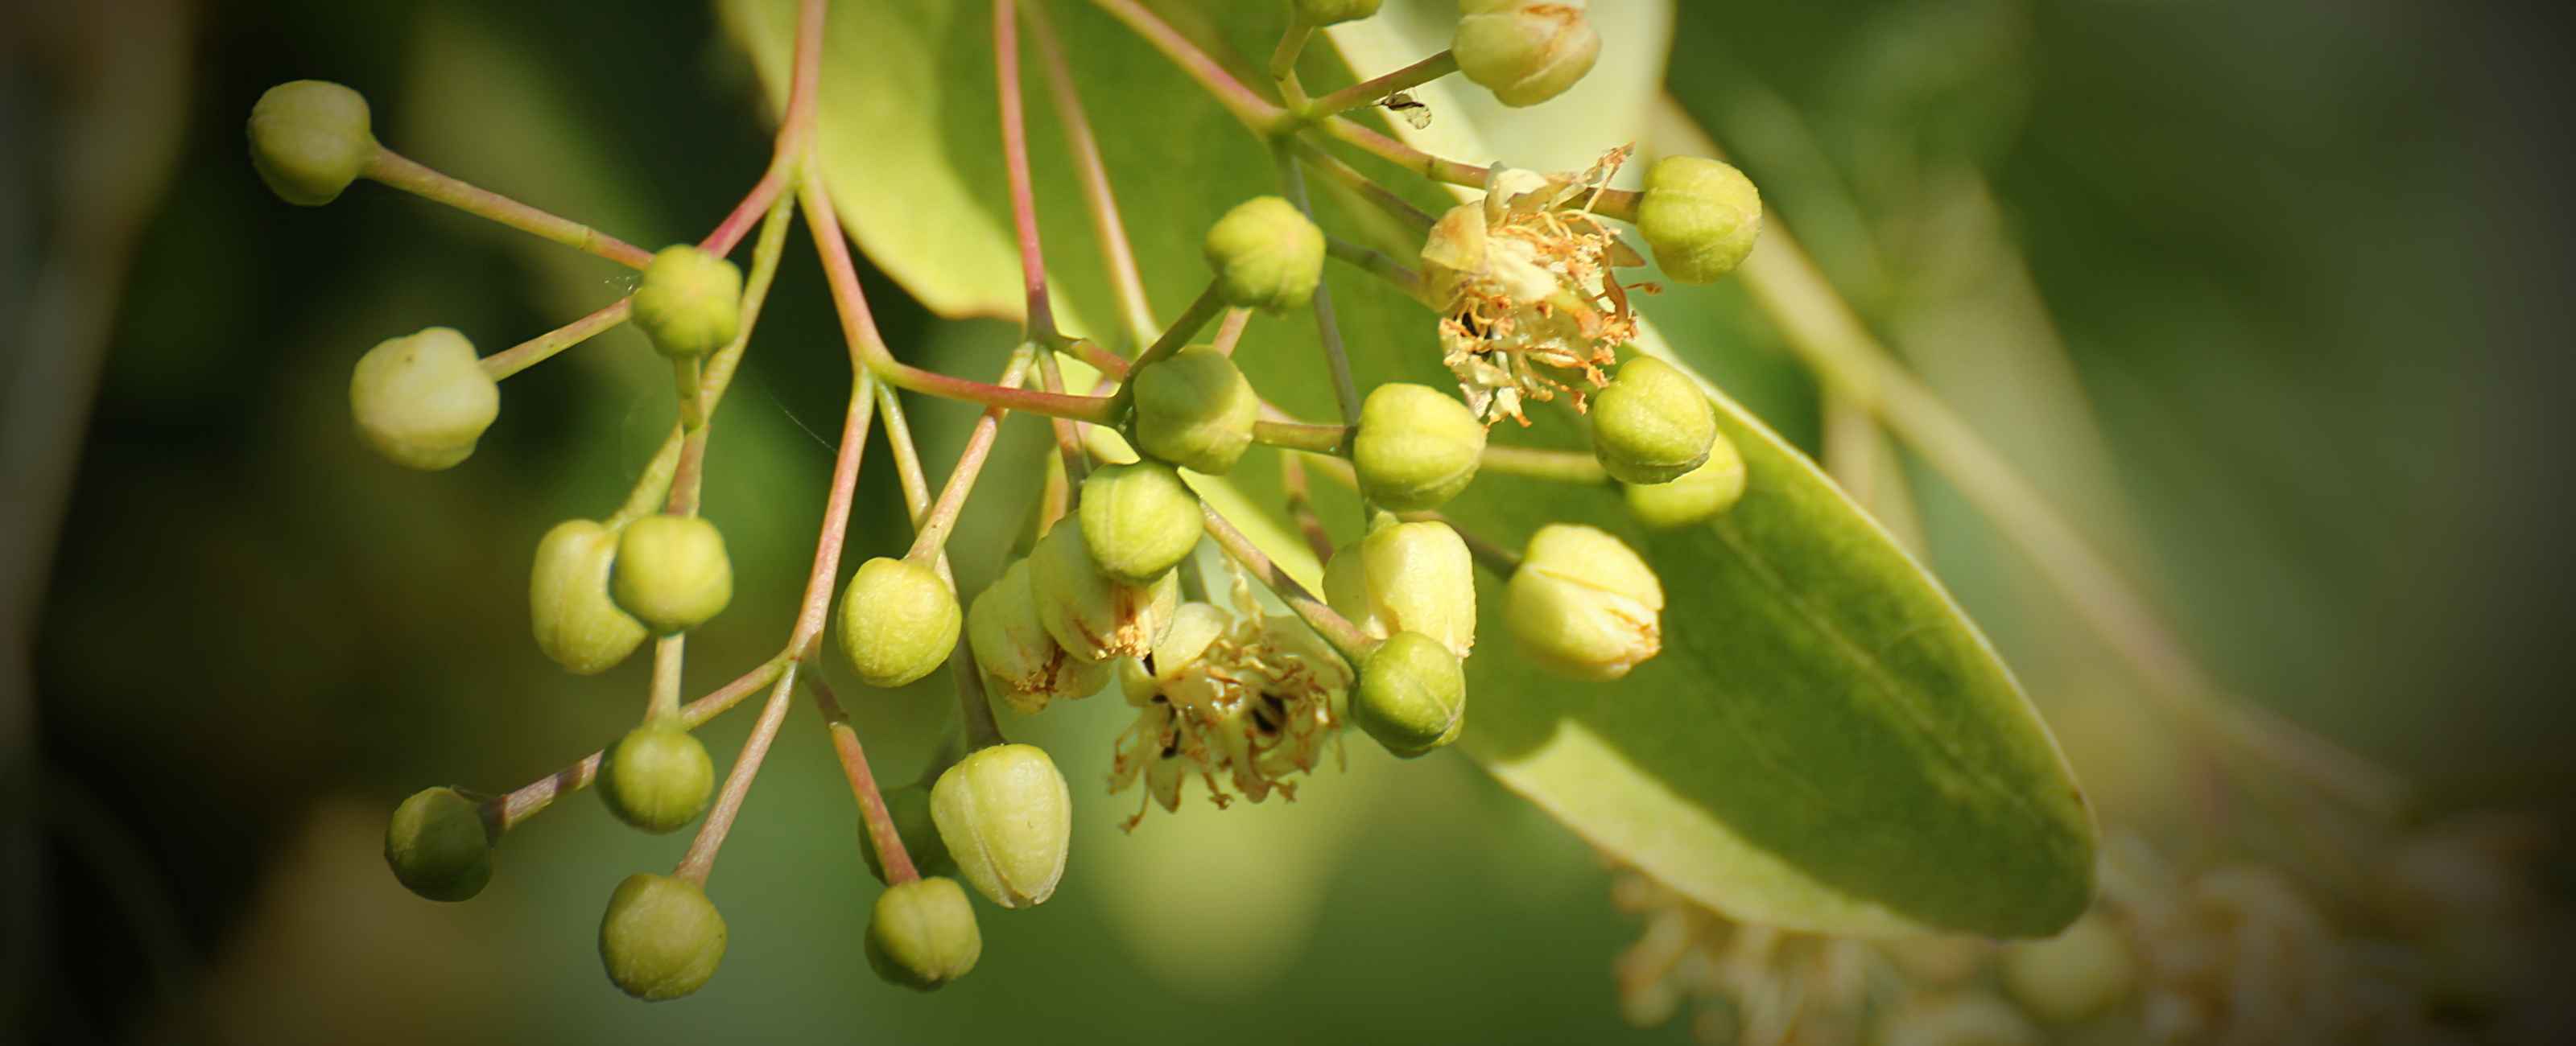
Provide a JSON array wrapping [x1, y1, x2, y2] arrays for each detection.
[[720, 0, 2094, 937]]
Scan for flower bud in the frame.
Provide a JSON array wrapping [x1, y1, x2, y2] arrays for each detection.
[[1637, 155, 1762, 283], [1591, 355, 1717, 484], [1354, 632, 1467, 757], [248, 80, 375, 206], [1505, 524, 1663, 679], [530, 520, 650, 675], [861, 782, 956, 885], [865, 876, 981, 990], [1132, 346, 1259, 475], [1624, 438, 1745, 529], [382, 786, 493, 902], [1453, 0, 1600, 107], [1998, 912, 2137, 1023], [1324, 519, 1476, 658], [1296, 0, 1381, 26], [611, 515, 733, 635], [930, 743, 1073, 909], [599, 723, 715, 835], [1078, 461, 1203, 583], [597, 873, 727, 1001], [349, 327, 499, 471], [1203, 196, 1325, 313], [968, 558, 1112, 714], [631, 245, 744, 359], [1029, 521, 1180, 663], [1353, 382, 1486, 510], [837, 557, 963, 689]]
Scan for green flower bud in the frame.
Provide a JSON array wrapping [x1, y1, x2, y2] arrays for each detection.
[[530, 520, 650, 675], [967, 558, 1113, 714], [630, 245, 744, 359], [1624, 437, 1745, 529], [382, 786, 493, 902], [597, 873, 726, 1002], [1505, 524, 1663, 679], [1453, 0, 1600, 108], [1295, 0, 1381, 26], [1029, 521, 1180, 663], [1353, 382, 1486, 510], [1637, 155, 1763, 284], [930, 743, 1072, 909], [1998, 912, 2137, 1023], [836, 557, 963, 689], [349, 327, 498, 471], [247, 80, 374, 206], [610, 516, 733, 635], [865, 877, 981, 990], [1078, 461, 1203, 584], [1203, 196, 1325, 313], [861, 782, 956, 885], [599, 723, 715, 835], [1353, 631, 1467, 757], [1591, 355, 1717, 484], [1323, 519, 1476, 659], [1132, 346, 1259, 476]]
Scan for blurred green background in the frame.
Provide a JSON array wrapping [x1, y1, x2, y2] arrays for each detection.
[[10, 0, 2574, 1042]]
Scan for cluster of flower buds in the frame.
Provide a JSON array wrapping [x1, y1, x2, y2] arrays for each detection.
[[299, 0, 1801, 1010]]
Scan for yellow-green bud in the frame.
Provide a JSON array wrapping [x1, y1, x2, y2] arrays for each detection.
[[930, 743, 1072, 909], [1591, 355, 1716, 484], [1029, 521, 1180, 663], [1453, 0, 1600, 107], [530, 520, 650, 675], [1324, 519, 1476, 659], [631, 245, 744, 359], [967, 558, 1112, 714], [836, 557, 963, 689], [349, 327, 498, 471], [611, 516, 733, 635], [1353, 632, 1467, 757], [1353, 382, 1486, 510], [1203, 196, 1325, 313], [1624, 438, 1745, 529], [599, 723, 714, 835], [1132, 346, 1259, 475], [248, 80, 375, 206], [865, 877, 981, 990], [383, 786, 493, 902], [1998, 912, 2138, 1023], [1078, 461, 1203, 583], [1296, 0, 1381, 26], [1505, 524, 1663, 679], [861, 783, 956, 885], [1637, 155, 1762, 283], [597, 873, 726, 1002]]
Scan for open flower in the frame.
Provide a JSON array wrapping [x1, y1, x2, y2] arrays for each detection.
[[1109, 570, 1353, 828], [1419, 146, 1650, 425]]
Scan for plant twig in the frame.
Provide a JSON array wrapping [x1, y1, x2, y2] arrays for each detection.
[[363, 148, 654, 269], [1305, 51, 1458, 119], [1200, 500, 1373, 664], [1026, 0, 1158, 348], [803, 669, 919, 883]]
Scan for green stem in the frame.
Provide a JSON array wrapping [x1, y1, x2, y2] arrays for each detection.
[[363, 148, 654, 269], [488, 657, 786, 832], [1270, 17, 1315, 111], [1105, 281, 1226, 416], [1035, 348, 1092, 493], [1400, 510, 1522, 579], [1480, 444, 1610, 484], [1026, 0, 1159, 348], [675, 661, 801, 886], [479, 299, 633, 381], [906, 348, 1038, 563], [1304, 51, 1457, 120], [1325, 234, 1433, 305], [1252, 419, 1348, 455], [1088, 0, 1293, 135], [1200, 500, 1373, 665], [1311, 117, 1488, 190], [803, 669, 919, 883], [1294, 138, 1435, 231]]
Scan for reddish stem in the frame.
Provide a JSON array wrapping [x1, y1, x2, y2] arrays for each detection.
[[804, 670, 920, 883], [994, 0, 1055, 337]]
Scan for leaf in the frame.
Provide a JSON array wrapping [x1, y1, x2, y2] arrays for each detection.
[[719, 0, 2094, 937]]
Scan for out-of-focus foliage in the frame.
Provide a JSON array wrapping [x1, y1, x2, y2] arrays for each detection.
[[21, 0, 2575, 1043]]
